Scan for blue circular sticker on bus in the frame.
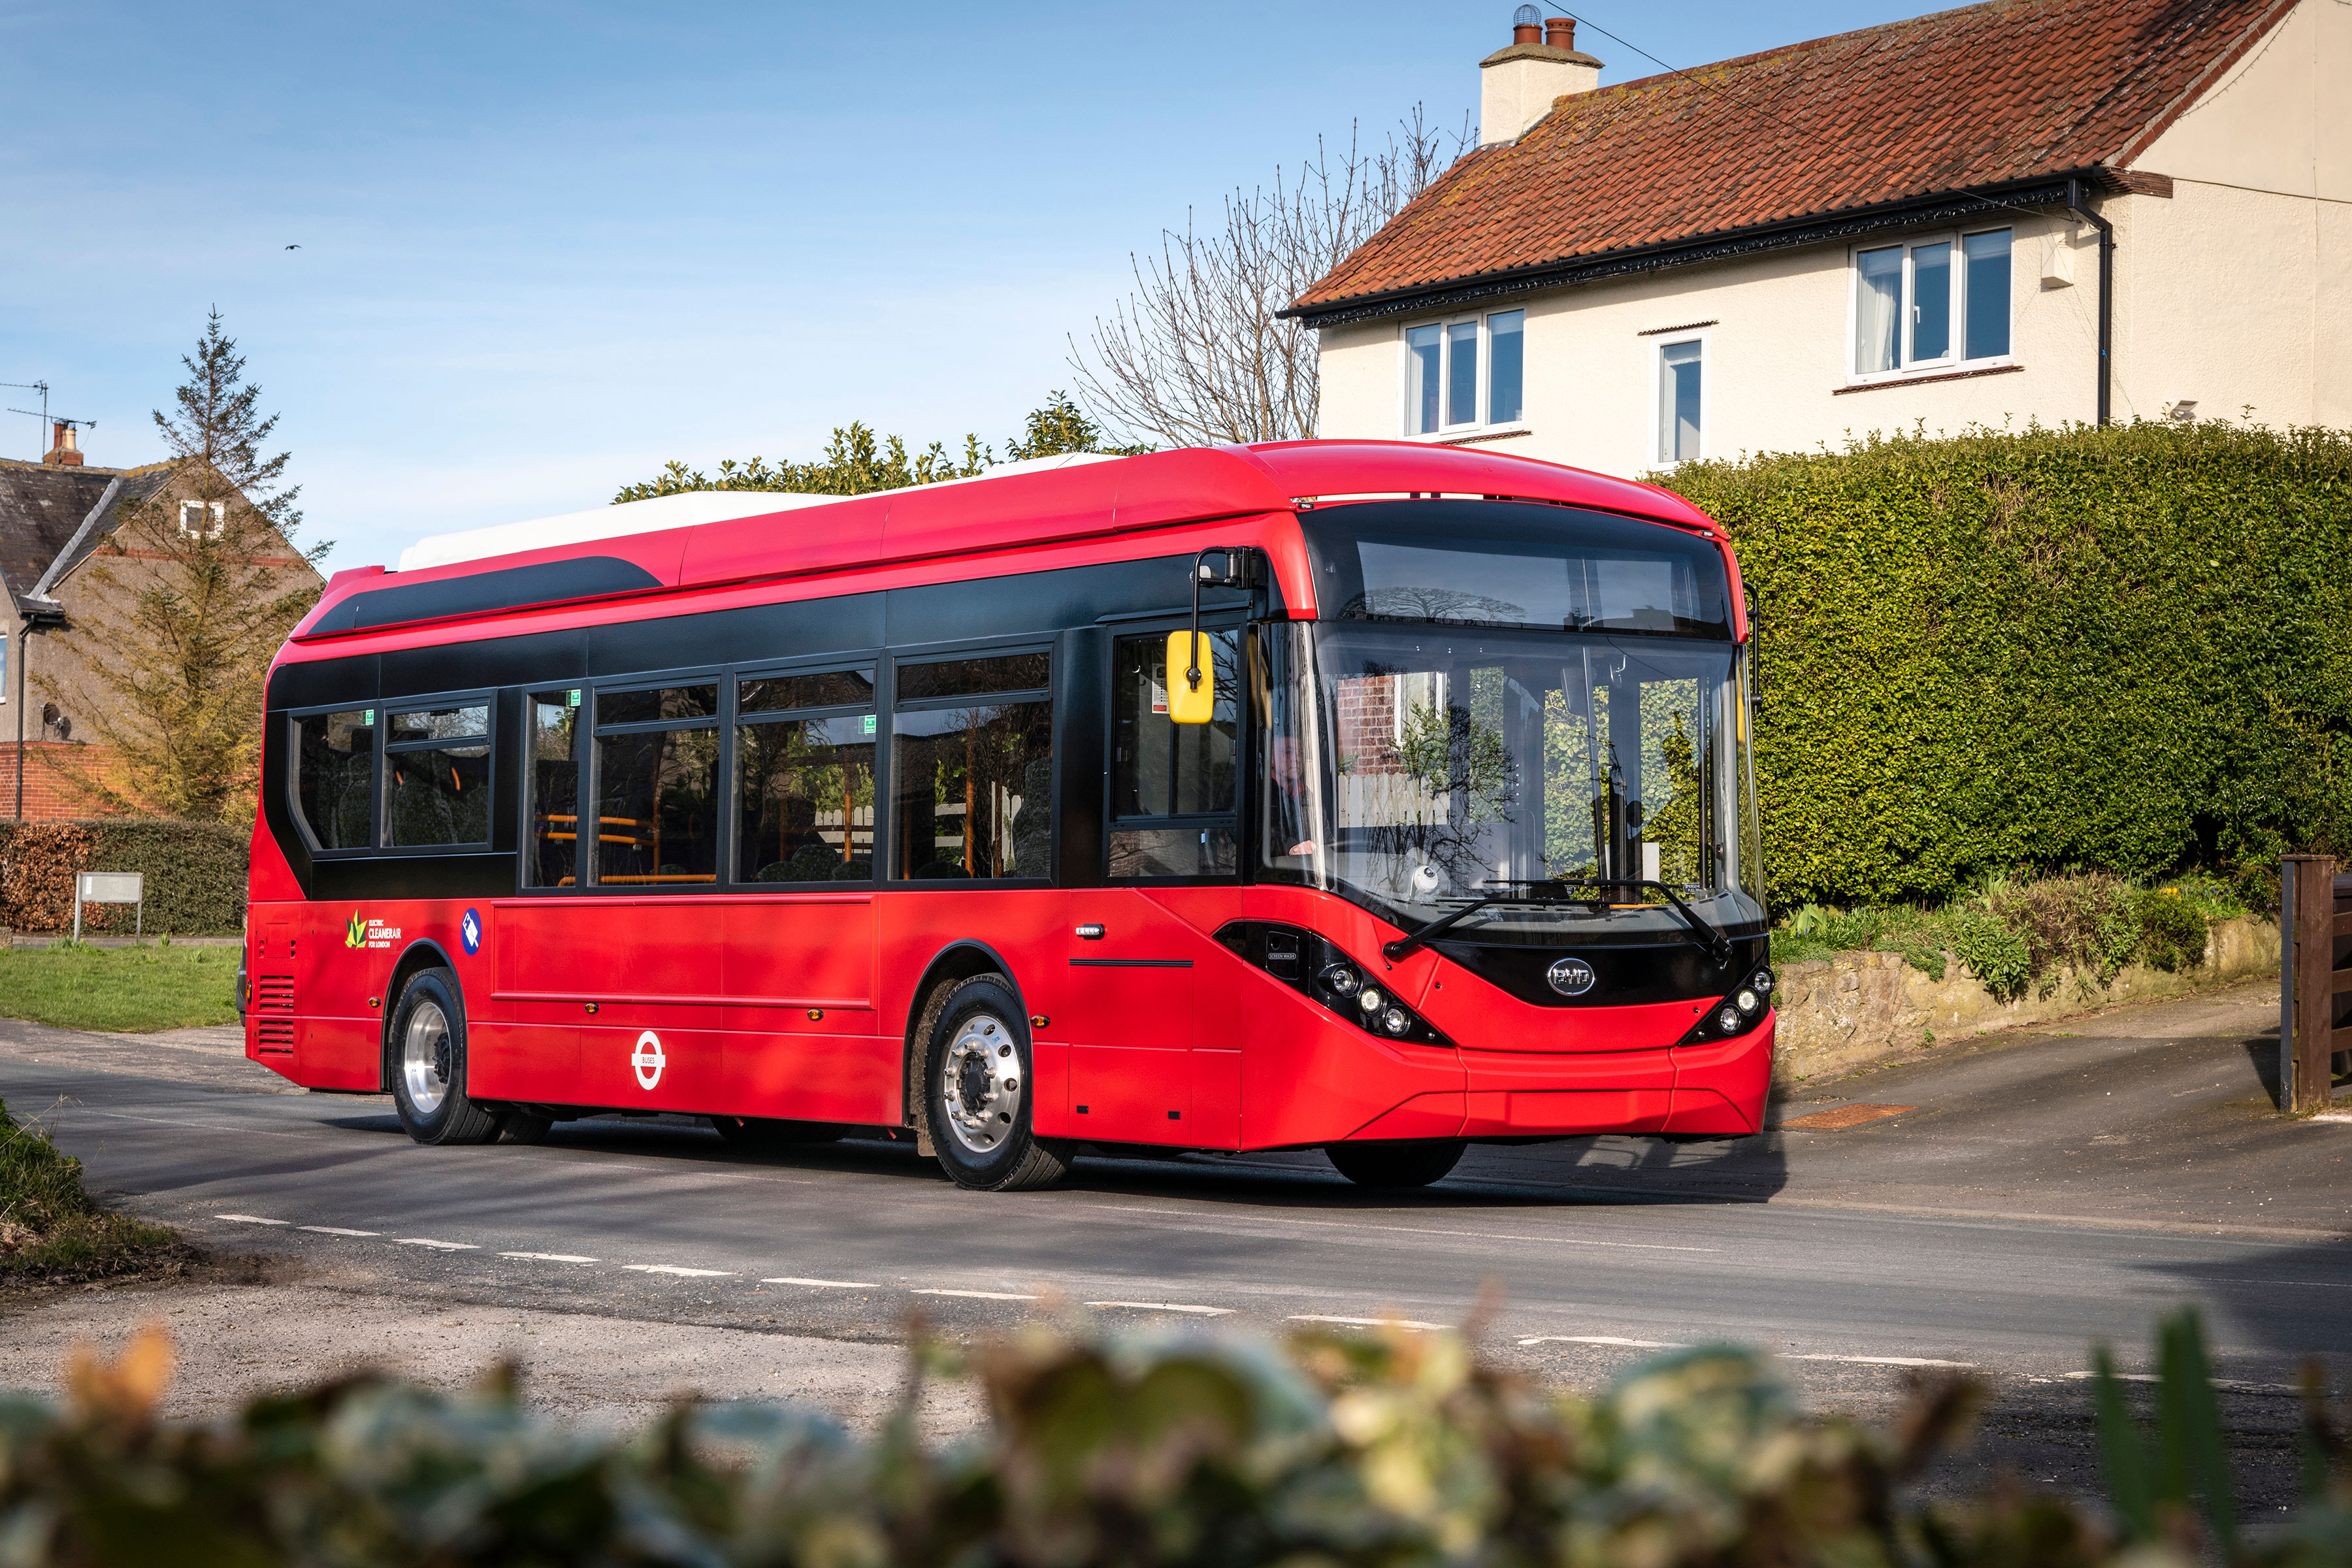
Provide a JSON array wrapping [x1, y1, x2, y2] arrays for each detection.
[[460, 908, 483, 956]]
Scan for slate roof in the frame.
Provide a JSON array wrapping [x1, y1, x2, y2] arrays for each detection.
[[1290, 0, 2295, 321], [0, 458, 174, 612]]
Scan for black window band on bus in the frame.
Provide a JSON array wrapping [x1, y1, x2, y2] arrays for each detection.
[[305, 557, 664, 636]]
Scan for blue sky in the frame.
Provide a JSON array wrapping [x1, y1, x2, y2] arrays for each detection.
[[2, 0, 1923, 573]]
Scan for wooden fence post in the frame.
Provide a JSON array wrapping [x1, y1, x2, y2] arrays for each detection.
[[2281, 854, 2345, 1114]]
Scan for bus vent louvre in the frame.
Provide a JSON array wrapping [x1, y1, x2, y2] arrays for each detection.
[[257, 978, 296, 1012], [255, 1021, 295, 1054]]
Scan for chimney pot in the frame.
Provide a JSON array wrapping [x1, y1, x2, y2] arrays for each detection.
[[1512, 3, 1541, 42], [1545, 15, 1575, 48], [43, 421, 84, 467], [1481, 9, 1603, 144]]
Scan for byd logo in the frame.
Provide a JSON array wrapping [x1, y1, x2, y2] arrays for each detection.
[[632, 1031, 666, 1090], [1545, 957, 1597, 997]]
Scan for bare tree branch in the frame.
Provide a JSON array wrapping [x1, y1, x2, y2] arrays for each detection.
[[1072, 106, 1470, 448]]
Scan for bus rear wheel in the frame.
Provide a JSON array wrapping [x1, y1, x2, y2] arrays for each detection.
[[1325, 1140, 1465, 1189], [389, 968, 500, 1147], [924, 976, 1071, 1192]]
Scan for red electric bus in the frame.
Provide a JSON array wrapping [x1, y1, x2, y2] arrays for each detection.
[[244, 440, 1772, 1191]]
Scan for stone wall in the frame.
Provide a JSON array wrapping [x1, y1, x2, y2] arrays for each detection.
[[1772, 915, 2280, 1086]]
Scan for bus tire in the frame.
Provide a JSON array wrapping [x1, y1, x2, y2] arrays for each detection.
[[498, 1110, 555, 1145], [923, 975, 1070, 1192], [388, 968, 500, 1147], [1325, 1139, 1465, 1188]]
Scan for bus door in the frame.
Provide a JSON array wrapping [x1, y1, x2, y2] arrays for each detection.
[[1059, 627, 1244, 1147]]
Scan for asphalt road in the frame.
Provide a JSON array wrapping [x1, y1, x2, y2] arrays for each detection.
[[4, 981, 2348, 1505]]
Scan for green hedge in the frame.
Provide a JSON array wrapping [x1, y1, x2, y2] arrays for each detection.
[[1661, 421, 2352, 910], [0, 819, 246, 934]]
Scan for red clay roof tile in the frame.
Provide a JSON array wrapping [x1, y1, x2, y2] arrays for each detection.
[[1292, 0, 2293, 315]]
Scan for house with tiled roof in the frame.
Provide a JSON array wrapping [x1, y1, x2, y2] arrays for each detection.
[[0, 423, 321, 820], [1292, 0, 2347, 475]]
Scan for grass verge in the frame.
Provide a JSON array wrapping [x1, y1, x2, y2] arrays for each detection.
[[0, 941, 237, 1032], [0, 1094, 184, 1282]]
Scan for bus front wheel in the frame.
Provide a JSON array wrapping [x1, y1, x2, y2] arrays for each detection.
[[1325, 1140, 1465, 1189], [923, 975, 1071, 1192], [389, 968, 500, 1147]]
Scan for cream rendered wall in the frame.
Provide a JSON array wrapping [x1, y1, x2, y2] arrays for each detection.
[[1315, 206, 2106, 480], [2125, 0, 2350, 428]]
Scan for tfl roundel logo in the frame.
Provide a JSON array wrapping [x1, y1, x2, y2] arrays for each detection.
[[459, 908, 482, 956], [1545, 956, 1597, 997]]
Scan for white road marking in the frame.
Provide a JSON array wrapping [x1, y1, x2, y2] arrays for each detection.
[[502, 1251, 600, 1264], [216, 1214, 288, 1225], [1084, 1203, 1716, 1254], [1087, 1301, 1234, 1316], [763, 1276, 879, 1288], [1289, 1314, 1448, 1331], [1520, 1334, 1690, 1348], [1787, 1354, 1976, 1368], [298, 1225, 380, 1236], [2061, 1371, 2299, 1393], [398, 1238, 479, 1250], [912, 1288, 1039, 1301], [625, 1264, 735, 1278]]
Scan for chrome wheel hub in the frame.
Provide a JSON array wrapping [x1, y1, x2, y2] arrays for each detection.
[[939, 1011, 1021, 1156], [401, 1000, 451, 1116]]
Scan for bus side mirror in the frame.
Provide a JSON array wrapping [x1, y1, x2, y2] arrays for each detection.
[[1167, 630, 1216, 725]]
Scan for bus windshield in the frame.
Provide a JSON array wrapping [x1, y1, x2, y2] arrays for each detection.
[[1257, 620, 1763, 943]]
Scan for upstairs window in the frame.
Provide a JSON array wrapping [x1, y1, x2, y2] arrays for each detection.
[[1852, 228, 2012, 378], [1655, 337, 1704, 465], [178, 500, 226, 539], [1403, 309, 1526, 434]]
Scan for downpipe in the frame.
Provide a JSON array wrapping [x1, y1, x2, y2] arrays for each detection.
[[2066, 177, 2114, 427]]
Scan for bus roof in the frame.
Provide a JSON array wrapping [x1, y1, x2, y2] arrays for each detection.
[[295, 440, 1721, 643]]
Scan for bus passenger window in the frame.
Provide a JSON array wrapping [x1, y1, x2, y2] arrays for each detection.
[[384, 704, 491, 848], [526, 691, 581, 887], [294, 708, 376, 851], [593, 684, 719, 887], [891, 653, 1051, 881], [737, 666, 875, 883], [1109, 630, 1238, 878]]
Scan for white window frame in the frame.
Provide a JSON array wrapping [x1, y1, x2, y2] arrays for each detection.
[[1846, 225, 2015, 385], [1397, 308, 1528, 438], [178, 499, 227, 539], [1650, 329, 1709, 468]]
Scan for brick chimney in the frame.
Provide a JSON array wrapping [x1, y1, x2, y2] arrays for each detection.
[[42, 421, 83, 466], [1481, 7, 1603, 146]]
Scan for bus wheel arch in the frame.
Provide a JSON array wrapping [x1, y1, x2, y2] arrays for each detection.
[[380, 940, 459, 1090], [902, 941, 1031, 1147]]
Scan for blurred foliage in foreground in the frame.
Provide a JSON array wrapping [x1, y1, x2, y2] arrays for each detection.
[[4, 1309, 2349, 1566]]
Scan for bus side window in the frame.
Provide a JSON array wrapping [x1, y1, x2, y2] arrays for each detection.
[[294, 708, 376, 851], [736, 666, 877, 883], [525, 691, 582, 887], [383, 703, 491, 848], [891, 651, 1051, 881], [1108, 630, 1238, 879]]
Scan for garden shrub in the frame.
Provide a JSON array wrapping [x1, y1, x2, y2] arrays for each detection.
[[0, 1312, 2343, 1566], [2135, 887, 2213, 973], [0, 819, 246, 934], [1663, 421, 2352, 909]]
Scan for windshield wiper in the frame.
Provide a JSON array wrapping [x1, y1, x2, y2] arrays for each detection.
[[1380, 878, 1733, 966]]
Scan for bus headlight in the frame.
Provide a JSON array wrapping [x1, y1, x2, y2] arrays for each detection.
[[1358, 988, 1384, 1014], [1735, 988, 1759, 1013], [1716, 1006, 1743, 1032], [1380, 1007, 1411, 1037], [1753, 968, 1775, 996], [1320, 964, 1360, 996]]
